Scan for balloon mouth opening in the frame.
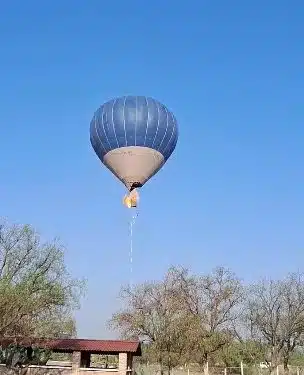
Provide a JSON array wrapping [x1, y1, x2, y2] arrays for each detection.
[[129, 182, 142, 191]]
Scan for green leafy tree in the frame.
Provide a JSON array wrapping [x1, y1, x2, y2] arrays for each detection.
[[111, 267, 243, 375], [175, 267, 244, 374], [0, 219, 86, 338], [110, 267, 193, 375], [215, 340, 265, 367], [0, 343, 52, 367]]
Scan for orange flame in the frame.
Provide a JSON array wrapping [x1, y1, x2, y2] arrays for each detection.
[[123, 189, 139, 208]]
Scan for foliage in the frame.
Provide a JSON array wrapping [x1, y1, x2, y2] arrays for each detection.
[[110, 267, 243, 374], [0, 219, 86, 338], [111, 267, 192, 374], [91, 354, 118, 368], [215, 340, 265, 367], [245, 272, 304, 372], [0, 344, 51, 367], [111, 267, 304, 375], [175, 267, 244, 369]]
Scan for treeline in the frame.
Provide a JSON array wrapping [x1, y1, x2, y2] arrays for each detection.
[[2, 218, 304, 375], [0, 219, 85, 339], [110, 267, 304, 374]]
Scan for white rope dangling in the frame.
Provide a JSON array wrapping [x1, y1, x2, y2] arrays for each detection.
[[129, 210, 138, 288]]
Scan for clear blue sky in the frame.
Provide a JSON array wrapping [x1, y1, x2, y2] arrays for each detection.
[[1, 1, 303, 338]]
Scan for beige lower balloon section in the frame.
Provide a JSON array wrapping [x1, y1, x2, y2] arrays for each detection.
[[103, 146, 164, 190]]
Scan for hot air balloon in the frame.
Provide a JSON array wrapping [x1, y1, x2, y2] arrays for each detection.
[[90, 96, 179, 208]]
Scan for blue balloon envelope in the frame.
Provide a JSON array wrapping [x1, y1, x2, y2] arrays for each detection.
[[90, 96, 179, 193]]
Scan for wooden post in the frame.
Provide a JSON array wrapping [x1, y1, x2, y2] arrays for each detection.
[[276, 366, 279, 375], [241, 361, 244, 375], [224, 368, 227, 375], [204, 361, 209, 375]]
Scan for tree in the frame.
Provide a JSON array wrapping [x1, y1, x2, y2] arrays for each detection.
[[176, 267, 244, 373], [0, 343, 51, 367], [111, 267, 243, 375], [0, 219, 85, 338], [245, 272, 304, 374], [215, 339, 265, 367], [110, 267, 193, 375]]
